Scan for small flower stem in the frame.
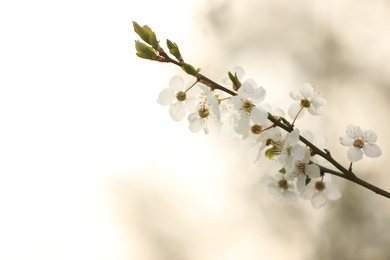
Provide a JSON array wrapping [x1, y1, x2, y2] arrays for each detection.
[[291, 106, 304, 127], [349, 162, 353, 171], [184, 79, 199, 93], [219, 97, 232, 102]]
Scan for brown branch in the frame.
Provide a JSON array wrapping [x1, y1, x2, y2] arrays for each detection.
[[149, 45, 390, 200]]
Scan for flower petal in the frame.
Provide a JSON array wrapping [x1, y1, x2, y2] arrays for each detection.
[[300, 83, 314, 99], [339, 134, 353, 147], [288, 103, 305, 120], [347, 147, 363, 162], [250, 107, 268, 124], [310, 96, 326, 109], [282, 190, 297, 204], [362, 130, 377, 144], [346, 125, 362, 139], [169, 102, 186, 121], [324, 183, 342, 201], [305, 164, 320, 179], [311, 192, 327, 209], [169, 75, 184, 91], [157, 88, 175, 106], [363, 143, 382, 158], [268, 183, 282, 198], [188, 117, 203, 133]]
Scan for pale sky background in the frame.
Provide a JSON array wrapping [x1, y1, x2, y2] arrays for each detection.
[[1, 0, 390, 259]]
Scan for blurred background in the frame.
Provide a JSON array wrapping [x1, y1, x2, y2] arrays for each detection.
[[1, 0, 390, 259]]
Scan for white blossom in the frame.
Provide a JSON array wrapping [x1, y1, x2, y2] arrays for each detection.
[[227, 79, 268, 134], [261, 173, 297, 204], [157, 76, 198, 121], [266, 129, 306, 173], [288, 83, 326, 120], [284, 149, 321, 192], [339, 125, 382, 162], [187, 84, 220, 134], [301, 175, 341, 209]]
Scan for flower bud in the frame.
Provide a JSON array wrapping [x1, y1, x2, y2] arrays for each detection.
[[167, 39, 183, 62], [176, 91, 186, 102], [251, 124, 263, 134], [135, 40, 159, 60]]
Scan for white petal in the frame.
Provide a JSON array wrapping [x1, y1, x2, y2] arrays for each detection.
[[362, 130, 377, 144], [324, 183, 342, 201], [188, 117, 203, 133], [236, 117, 250, 132], [288, 103, 305, 120], [157, 88, 175, 106], [241, 136, 258, 151], [250, 107, 268, 124], [311, 192, 327, 209], [296, 174, 306, 192], [291, 144, 306, 161], [260, 175, 275, 185], [184, 97, 198, 113], [339, 134, 353, 147], [284, 158, 295, 173], [363, 143, 382, 158], [233, 66, 245, 80], [307, 107, 322, 116], [169, 75, 184, 91], [206, 93, 219, 107], [286, 129, 300, 146], [282, 190, 297, 204], [169, 102, 186, 121], [238, 81, 254, 99], [347, 147, 363, 162], [300, 83, 314, 99], [305, 164, 321, 179], [346, 125, 362, 139], [289, 90, 299, 101], [301, 185, 315, 200], [220, 122, 236, 139], [251, 86, 266, 103], [310, 96, 326, 109], [268, 183, 282, 199], [272, 107, 285, 117]]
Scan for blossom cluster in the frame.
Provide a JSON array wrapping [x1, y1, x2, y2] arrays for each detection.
[[157, 67, 381, 209]]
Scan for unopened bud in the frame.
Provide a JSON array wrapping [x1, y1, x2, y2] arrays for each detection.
[[251, 124, 263, 134], [176, 91, 186, 102]]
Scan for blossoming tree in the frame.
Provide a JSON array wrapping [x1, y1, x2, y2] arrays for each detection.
[[133, 21, 388, 208]]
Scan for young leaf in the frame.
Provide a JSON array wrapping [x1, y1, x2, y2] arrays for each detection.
[[181, 63, 199, 76]]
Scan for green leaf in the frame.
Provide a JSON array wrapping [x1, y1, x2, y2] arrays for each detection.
[[228, 71, 242, 90], [133, 21, 151, 45], [281, 117, 292, 127], [181, 63, 199, 76], [279, 168, 286, 174], [305, 176, 312, 186], [167, 39, 183, 62], [135, 40, 159, 60]]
